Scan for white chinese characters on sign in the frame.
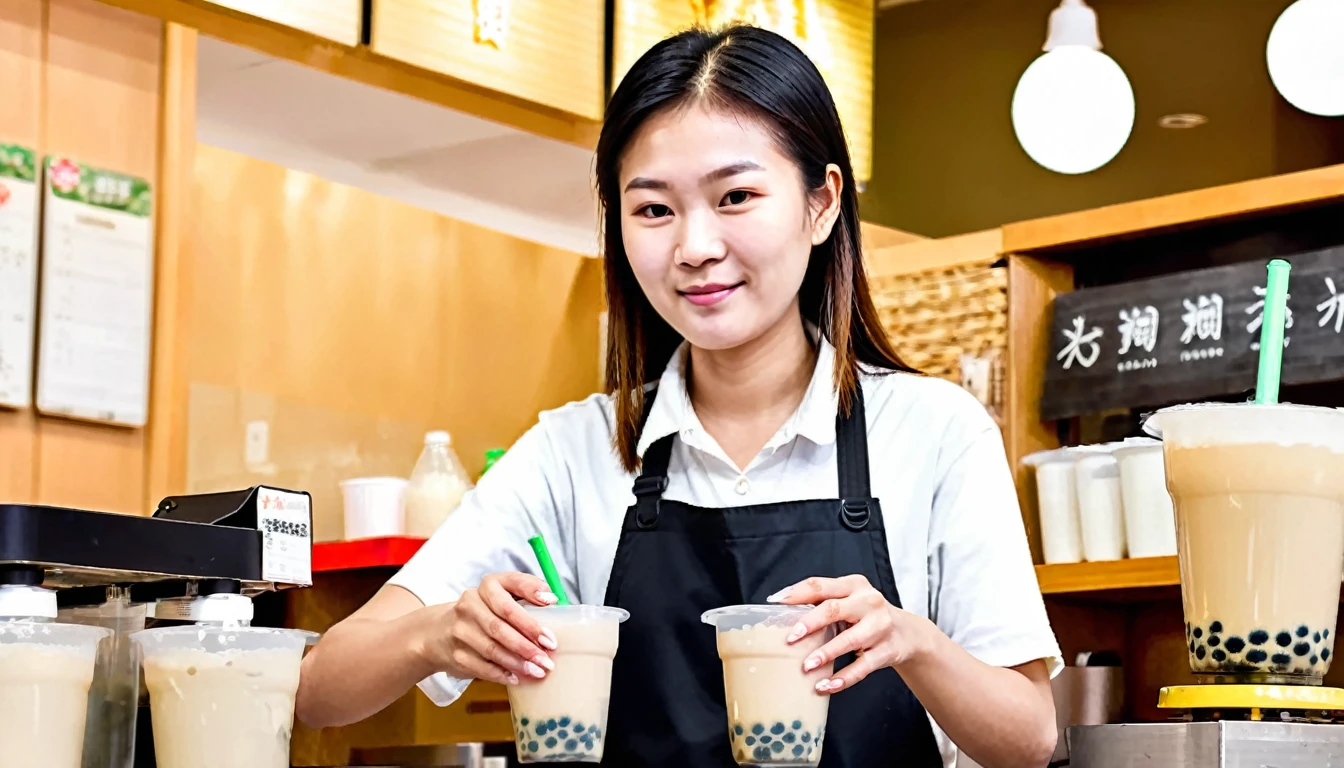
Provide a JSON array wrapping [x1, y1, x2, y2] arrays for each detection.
[[1246, 285, 1293, 351], [1116, 306, 1158, 371], [1179, 294, 1225, 363], [1318, 277, 1344, 334], [1057, 315, 1102, 370]]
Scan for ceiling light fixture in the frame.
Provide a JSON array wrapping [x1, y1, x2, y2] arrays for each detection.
[[1011, 0, 1136, 175], [1266, 0, 1344, 117]]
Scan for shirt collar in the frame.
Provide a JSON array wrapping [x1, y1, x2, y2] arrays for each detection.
[[635, 326, 840, 459]]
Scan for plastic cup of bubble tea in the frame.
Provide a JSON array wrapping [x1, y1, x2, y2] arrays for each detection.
[[1145, 402, 1344, 684], [702, 605, 835, 767], [131, 625, 318, 768], [507, 605, 628, 763], [1022, 448, 1084, 565], [0, 615, 111, 768]]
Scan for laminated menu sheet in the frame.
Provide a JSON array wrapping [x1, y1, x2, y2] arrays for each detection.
[[0, 144, 40, 409], [35, 156, 154, 427]]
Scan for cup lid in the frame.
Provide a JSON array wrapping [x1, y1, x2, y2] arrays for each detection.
[[131, 624, 321, 647], [1109, 436, 1162, 457], [1022, 447, 1083, 466], [520, 604, 629, 624], [701, 604, 812, 630]]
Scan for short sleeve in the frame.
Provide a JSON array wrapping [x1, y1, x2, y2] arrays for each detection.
[[386, 421, 576, 705], [926, 417, 1063, 677]]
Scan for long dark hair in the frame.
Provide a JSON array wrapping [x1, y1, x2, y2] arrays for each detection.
[[596, 24, 916, 472]]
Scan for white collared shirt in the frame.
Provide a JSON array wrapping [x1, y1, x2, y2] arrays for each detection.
[[389, 337, 1061, 767]]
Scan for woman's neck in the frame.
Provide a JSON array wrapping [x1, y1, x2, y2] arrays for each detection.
[[687, 309, 817, 470]]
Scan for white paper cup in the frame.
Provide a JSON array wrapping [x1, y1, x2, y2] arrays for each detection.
[[1023, 449, 1084, 564], [1111, 437, 1177, 558], [339, 477, 408, 539], [1074, 447, 1127, 562]]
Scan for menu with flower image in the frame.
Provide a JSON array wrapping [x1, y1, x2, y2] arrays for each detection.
[[35, 156, 154, 427], [0, 144, 40, 409]]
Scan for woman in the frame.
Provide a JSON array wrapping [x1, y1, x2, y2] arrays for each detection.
[[297, 25, 1060, 768]]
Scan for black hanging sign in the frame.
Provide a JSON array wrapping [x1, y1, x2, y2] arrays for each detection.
[[1041, 246, 1344, 421]]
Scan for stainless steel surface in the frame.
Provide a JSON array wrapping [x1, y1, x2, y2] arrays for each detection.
[[1051, 666, 1125, 763], [349, 743, 485, 767], [1068, 721, 1344, 767]]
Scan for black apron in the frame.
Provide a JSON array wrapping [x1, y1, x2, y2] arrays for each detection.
[[600, 386, 945, 767]]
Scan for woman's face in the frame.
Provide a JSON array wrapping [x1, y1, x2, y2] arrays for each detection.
[[618, 103, 841, 351]]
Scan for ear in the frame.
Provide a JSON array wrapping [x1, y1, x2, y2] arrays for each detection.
[[809, 164, 844, 246]]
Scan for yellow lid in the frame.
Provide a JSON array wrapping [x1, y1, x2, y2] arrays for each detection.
[[1159, 684, 1344, 710]]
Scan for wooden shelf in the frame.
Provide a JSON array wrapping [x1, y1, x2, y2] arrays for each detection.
[[1035, 556, 1179, 595], [312, 536, 426, 572]]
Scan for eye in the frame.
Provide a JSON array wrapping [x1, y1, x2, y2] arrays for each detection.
[[721, 190, 754, 207], [636, 203, 672, 219]]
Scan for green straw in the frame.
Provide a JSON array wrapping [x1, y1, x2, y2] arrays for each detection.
[[1254, 259, 1292, 405], [528, 535, 571, 606]]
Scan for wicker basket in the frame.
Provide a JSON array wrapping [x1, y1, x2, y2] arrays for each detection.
[[871, 260, 1008, 425]]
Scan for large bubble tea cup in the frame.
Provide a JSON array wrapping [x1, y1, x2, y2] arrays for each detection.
[[0, 619, 110, 768], [1146, 403, 1344, 684], [506, 605, 628, 763], [702, 605, 835, 767], [131, 625, 318, 768]]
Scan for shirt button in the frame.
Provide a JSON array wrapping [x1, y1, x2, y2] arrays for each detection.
[[735, 477, 750, 495]]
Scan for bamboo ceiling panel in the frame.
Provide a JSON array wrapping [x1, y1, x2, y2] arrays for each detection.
[[372, 0, 605, 121]]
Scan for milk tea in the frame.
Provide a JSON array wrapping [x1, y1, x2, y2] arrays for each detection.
[[1151, 404, 1344, 683], [0, 642, 98, 768], [506, 605, 627, 763], [718, 624, 831, 766]]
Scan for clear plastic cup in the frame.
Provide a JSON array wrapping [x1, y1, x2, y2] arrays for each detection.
[[1023, 448, 1085, 564], [507, 605, 628, 763], [0, 620, 111, 768], [131, 625, 318, 768], [1145, 402, 1344, 684], [702, 605, 835, 767]]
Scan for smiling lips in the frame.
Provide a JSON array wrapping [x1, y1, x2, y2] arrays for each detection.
[[679, 282, 744, 307]]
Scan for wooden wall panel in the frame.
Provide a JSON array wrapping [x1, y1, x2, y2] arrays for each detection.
[[185, 145, 603, 543], [0, 0, 42, 504]]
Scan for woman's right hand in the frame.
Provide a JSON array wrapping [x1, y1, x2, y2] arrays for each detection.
[[422, 572, 560, 686]]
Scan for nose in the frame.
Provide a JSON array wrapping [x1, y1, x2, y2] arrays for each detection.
[[674, 209, 726, 268]]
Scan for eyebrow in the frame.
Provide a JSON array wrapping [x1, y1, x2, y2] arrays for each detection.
[[623, 160, 765, 193]]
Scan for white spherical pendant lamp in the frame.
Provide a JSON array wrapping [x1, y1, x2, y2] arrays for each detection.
[[1011, 0, 1136, 175], [1266, 0, 1344, 117]]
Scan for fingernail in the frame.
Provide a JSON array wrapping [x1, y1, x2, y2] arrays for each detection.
[[534, 654, 555, 671], [538, 629, 558, 650], [507, 673, 520, 685], [803, 653, 822, 672], [537, 591, 559, 605], [524, 661, 546, 679], [786, 623, 806, 643], [815, 680, 830, 693], [766, 587, 791, 603]]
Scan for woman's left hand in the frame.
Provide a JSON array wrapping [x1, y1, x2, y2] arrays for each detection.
[[767, 575, 937, 694]]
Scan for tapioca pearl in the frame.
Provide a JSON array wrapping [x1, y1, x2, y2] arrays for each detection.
[[565, 739, 578, 752], [783, 732, 796, 744], [1210, 621, 1223, 634], [733, 724, 743, 736], [772, 741, 785, 754], [520, 717, 530, 727], [1277, 632, 1292, 647], [1322, 648, 1331, 661], [1195, 646, 1207, 660], [1212, 649, 1227, 662], [801, 733, 812, 743], [1297, 626, 1310, 638], [558, 730, 568, 739], [771, 722, 786, 735], [1325, 629, 1330, 639], [559, 716, 570, 727], [545, 737, 558, 749], [792, 720, 803, 730], [1295, 642, 1311, 657], [754, 745, 772, 761], [1192, 626, 1203, 639], [592, 727, 601, 739], [793, 744, 806, 758], [1225, 637, 1246, 654], [761, 735, 772, 745], [1246, 650, 1268, 663], [1249, 630, 1269, 646], [1189, 640, 1196, 653], [1208, 635, 1221, 647], [745, 736, 756, 746], [527, 741, 539, 753], [1315, 631, 1322, 643], [1272, 653, 1292, 665], [1311, 655, 1320, 666], [753, 724, 765, 736]]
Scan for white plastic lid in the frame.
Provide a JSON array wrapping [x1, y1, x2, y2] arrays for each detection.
[[519, 604, 628, 625], [1109, 436, 1162, 458], [0, 585, 57, 619], [701, 604, 811, 631], [184, 593, 254, 623], [1022, 447, 1082, 467], [1143, 402, 1344, 452], [131, 624, 320, 656], [426, 430, 451, 446]]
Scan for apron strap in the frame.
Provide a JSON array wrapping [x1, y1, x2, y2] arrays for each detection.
[[632, 388, 672, 528], [836, 384, 870, 498]]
